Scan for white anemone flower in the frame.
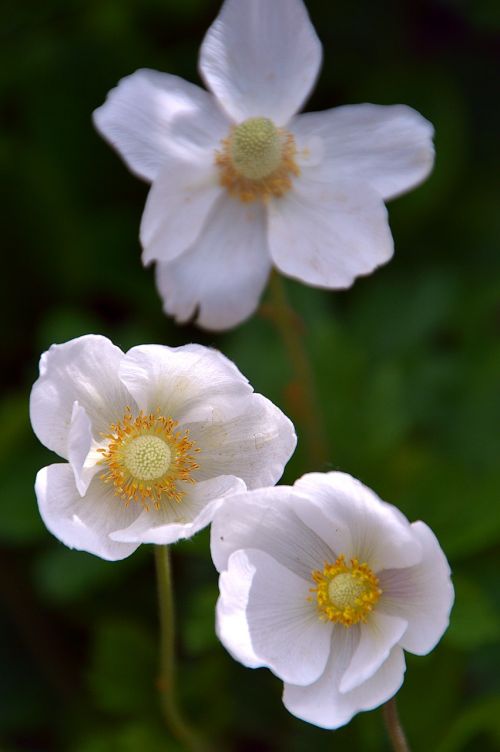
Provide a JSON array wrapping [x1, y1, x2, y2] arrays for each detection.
[[30, 335, 296, 561], [211, 472, 453, 729], [93, 0, 435, 331]]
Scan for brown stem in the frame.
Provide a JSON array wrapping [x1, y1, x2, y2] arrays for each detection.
[[264, 271, 330, 468], [382, 697, 411, 752]]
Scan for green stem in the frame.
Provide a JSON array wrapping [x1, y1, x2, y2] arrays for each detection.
[[154, 545, 207, 752], [382, 697, 411, 752], [266, 271, 330, 468]]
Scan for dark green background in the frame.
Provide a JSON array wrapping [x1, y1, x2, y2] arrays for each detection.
[[1, 0, 499, 749]]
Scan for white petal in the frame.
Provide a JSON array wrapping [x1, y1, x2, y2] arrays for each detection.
[[35, 464, 141, 561], [93, 69, 228, 182], [268, 176, 394, 288], [140, 157, 222, 266], [294, 472, 422, 571], [340, 612, 408, 694], [216, 552, 261, 668], [67, 402, 98, 496], [30, 335, 132, 458], [119, 343, 252, 424], [110, 476, 246, 545], [291, 104, 435, 201], [199, 0, 322, 124], [217, 548, 332, 685], [283, 631, 405, 729], [187, 393, 296, 489], [155, 197, 271, 330], [378, 521, 454, 655], [211, 486, 335, 578]]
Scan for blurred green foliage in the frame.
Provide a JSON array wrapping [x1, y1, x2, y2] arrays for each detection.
[[1, 0, 499, 749]]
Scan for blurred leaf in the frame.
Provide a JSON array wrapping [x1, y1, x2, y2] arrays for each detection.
[[87, 618, 156, 715], [0, 395, 47, 544], [452, 0, 500, 30], [447, 575, 500, 650], [0, 394, 31, 456], [436, 695, 500, 752], [398, 457, 500, 560], [74, 721, 181, 752], [34, 546, 138, 604], [403, 649, 461, 749], [0, 620, 53, 733], [37, 307, 103, 351], [0, 462, 46, 544], [183, 583, 219, 655], [347, 268, 459, 357]]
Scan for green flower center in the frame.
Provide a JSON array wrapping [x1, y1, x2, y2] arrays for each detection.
[[310, 556, 382, 627], [98, 409, 200, 509], [327, 572, 370, 610], [122, 435, 172, 481], [230, 117, 282, 180]]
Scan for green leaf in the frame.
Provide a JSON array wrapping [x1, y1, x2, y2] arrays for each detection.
[[183, 583, 219, 655], [0, 396, 47, 544], [34, 546, 140, 604], [436, 696, 500, 752], [447, 575, 500, 650], [86, 618, 156, 715], [74, 721, 180, 752]]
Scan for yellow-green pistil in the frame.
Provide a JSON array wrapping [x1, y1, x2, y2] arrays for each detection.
[[215, 116, 300, 202], [311, 555, 382, 627], [230, 117, 283, 180], [98, 408, 199, 509], [123, 434, 172, 481]]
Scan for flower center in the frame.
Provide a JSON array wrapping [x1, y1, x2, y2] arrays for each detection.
[[98, 408, 200, 510], [215, 116, 299, 203], [122, 435, 171, 481], [230, 117, 282, 180], [310, 555, 382, 627]]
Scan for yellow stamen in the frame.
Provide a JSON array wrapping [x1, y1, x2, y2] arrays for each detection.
[[215, 116, 300, 203], [97, 407, 200, 510], [310, 555, 382, 627]]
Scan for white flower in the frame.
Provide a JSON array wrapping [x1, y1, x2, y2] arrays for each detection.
[[30, 335, 296, 561], [211, 471, 453, 729], [93, 0, 435, 331]]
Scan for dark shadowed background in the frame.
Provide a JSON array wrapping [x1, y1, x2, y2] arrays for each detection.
[[1, 0, 499, 749]]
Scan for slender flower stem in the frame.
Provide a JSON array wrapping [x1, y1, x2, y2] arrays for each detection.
[[154, 545, 207, 752], [382, 697, 411, 752], [265, 271, 330, 468]]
